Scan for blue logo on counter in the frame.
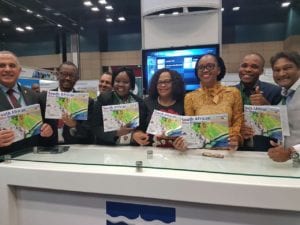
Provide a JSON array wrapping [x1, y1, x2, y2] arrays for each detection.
[[106, 201, 176, 224]]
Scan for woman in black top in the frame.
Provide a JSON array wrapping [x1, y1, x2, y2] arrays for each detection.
[[92, 67, 147, 145], [132, 68, 186, 150]]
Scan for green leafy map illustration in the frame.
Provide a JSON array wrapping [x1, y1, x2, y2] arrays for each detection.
[[191, 122, 228, 141], [56, 97, 87, 115], [250, 112, 281, 131], [10, 112, 42, 136], [112, 109, 138, 124], [160, 117, 181, 131]]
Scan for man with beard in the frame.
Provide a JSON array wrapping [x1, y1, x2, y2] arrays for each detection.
[[236, 53, 282, 151]]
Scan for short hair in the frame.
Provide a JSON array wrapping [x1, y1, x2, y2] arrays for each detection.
[[57, 61, 79, 78], [148, 68, 185, 101], [194, 53, 226, 81], [101, 71, 112, 77], [243, 52, 265, 68], [0, 50, 20, 66], [270, 51, 300, 69], [112, 67, 136, 90]]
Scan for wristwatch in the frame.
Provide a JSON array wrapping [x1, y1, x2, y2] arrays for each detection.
[[291, 151, 300, 160], [290, 144, 300, 160]]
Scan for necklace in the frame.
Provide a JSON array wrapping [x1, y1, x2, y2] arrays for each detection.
[[157, 97, 176, 107]]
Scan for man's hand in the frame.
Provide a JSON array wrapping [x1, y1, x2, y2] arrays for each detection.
[[62, 113, 77, 128], [116, 125, 133, 137], [0, 129, 15, 147], [250, 86, 270, 105], [40, 123, 53, 137], [240, 121, 254, 140], [268, 140, 291, 162]]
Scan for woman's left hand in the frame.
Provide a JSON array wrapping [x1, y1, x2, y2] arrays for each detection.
[[228, 135, 239, 151], [173, 136, 187, 152]]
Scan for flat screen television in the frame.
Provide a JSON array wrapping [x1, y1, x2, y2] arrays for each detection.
[[142, 44, 219, 93]]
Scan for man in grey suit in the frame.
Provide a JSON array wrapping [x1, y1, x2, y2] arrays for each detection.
[[0, 51, 54, 155], [268, 51, 300, 162]]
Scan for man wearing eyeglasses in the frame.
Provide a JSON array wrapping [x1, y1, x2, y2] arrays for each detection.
[[236, 53, 282, 151], [44, 61, 94, 145], [0, 51, 55, 155]]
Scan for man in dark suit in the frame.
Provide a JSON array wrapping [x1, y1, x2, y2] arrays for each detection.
[[0, 51, 54, 155], [236, 53, 282, 151], [48, 61, 94, 144]]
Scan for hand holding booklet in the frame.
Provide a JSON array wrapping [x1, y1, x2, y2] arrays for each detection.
[[146, 110, 229, 149], [0, 104, 42, 143], [102, 102, 139, 132], [244, 105, 284, 142]]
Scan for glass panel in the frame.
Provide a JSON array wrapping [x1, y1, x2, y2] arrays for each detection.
[[7, 145, 299, 179]]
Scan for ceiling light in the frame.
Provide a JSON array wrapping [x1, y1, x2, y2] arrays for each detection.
[[26, 9, 33, 14], [53, 12, 61, 16], [25, 26, 33, 31], [105, 5, 113, 10], [118, 16, 125, 21], [221, 8, 224, 12], [16, 27, 25, 32], [36, 14, 42, 18], [98, 0, 107, 4], [106, 18, 113, 22], [172, 11, 179, 15], [2, 17, 11, 22], [91, 7, 99, 12], [83, 1, 93, 6], [159, 13, 165, 16], [232, 6, 240, 11], [57, 24, 62, 27], [44, 7, 52, 11], [281, 2, 291, 7]]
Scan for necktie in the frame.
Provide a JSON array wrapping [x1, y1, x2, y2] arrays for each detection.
[[7, 89, 21, 108]]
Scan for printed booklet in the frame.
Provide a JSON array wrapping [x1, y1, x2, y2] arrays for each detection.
[[182, 114, 229, 149], [146, 110, 182, 137], [0, 104, 42, 142], [45, 91, 89, 120], [244, 105, 283, 142], [102, 102, 139, 132]]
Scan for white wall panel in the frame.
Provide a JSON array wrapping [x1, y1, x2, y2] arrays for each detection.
[[143, 11, 220, 49]]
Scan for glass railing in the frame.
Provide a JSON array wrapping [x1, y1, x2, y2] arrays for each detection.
[[2, 144, 300, 178]]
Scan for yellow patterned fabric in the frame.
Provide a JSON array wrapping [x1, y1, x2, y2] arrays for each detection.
[[184, 82, 243, 139]]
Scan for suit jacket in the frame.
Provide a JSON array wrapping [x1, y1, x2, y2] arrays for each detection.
[[41, 88, 94, 145], [285, 86, 300, 148], [92, 91, 147, 145], [0, 85, 56, 156]]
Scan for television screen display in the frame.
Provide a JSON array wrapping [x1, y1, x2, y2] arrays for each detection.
[[142, 44, 219, 93]]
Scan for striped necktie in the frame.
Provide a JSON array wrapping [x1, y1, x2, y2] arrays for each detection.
[[7, 89, 21, 108]]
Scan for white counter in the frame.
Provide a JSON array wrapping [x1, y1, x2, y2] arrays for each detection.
[[0, 145, 300, 225]]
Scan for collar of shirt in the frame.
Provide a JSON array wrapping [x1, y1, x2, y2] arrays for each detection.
[[289, 78, 300, 91], [0, 83, 20, 95], [58, 87, 74, 93]]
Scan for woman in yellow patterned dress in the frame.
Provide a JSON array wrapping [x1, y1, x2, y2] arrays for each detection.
[[184, 53, 243, 150]]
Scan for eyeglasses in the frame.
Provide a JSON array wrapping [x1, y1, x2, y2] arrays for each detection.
[[157, 79, 172, 86], [196, 63, 216, 72], [58, 72, 77, 80]]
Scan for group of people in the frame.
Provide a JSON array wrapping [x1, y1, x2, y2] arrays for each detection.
[[0, 50, 299, 164]]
